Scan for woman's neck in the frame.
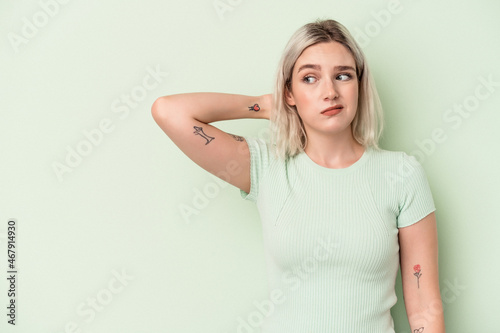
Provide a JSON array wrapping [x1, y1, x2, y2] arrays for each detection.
[[304, 130, 365, 169]]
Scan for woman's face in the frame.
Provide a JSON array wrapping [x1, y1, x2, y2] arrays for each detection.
[[286, 41, 359, 140]]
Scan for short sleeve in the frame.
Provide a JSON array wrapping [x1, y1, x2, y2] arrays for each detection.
[[239, 136, 271, 203], [397, 153, 436, 228]]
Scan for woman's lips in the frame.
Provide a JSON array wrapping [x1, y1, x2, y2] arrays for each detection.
[[321, 105, 343, 116]]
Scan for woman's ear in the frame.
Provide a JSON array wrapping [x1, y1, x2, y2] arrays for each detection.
[[285, 85, 296, 106]]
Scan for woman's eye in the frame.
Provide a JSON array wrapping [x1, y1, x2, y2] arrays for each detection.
[[337, 73, 352, 81], [302, 75, 317, 84]]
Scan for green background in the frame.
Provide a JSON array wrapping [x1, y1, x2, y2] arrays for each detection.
[[1, 0, 499, 332]]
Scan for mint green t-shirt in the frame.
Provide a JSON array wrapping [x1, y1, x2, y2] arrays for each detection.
[[239, 136, 436, 333]]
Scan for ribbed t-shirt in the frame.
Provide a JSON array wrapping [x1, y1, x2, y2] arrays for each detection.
[[239, 136, 436, 333]]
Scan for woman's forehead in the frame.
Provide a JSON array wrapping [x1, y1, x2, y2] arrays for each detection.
[[294, 42, 356, 71]]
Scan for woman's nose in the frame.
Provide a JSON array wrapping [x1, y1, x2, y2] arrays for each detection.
[[324, 79, 338, 100]]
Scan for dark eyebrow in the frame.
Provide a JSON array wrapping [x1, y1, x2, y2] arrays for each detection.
[[335, 65, 356, 72], [297, 64, 321, 73], [296, 64, 356, 73]]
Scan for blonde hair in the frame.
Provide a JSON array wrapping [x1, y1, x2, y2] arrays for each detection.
[[270, 19, 383, 160]]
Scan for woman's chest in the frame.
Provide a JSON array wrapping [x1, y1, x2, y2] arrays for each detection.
[[257, 173, 400, 272]]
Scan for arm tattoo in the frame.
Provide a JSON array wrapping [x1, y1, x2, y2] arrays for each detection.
[[413, 264, 422, 288], [413, 327, 424, 333], [248, 104, 261, 112], [193, 126, 214, 145], [229, 134, 245, 142]]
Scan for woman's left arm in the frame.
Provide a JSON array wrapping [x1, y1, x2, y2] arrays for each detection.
[[399, 211, 445, 333]]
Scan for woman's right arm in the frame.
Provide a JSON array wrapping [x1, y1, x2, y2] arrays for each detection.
[[151, 93, 271, 194]]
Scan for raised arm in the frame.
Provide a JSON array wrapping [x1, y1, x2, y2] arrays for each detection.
[[151, 93, 271, 194], [399, 212, 445, 333]]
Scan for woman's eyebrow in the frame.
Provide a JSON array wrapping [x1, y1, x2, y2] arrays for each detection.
[[335, 65, 356, 72], [297, 64, 321, 73], [297, 64, 356, 73]]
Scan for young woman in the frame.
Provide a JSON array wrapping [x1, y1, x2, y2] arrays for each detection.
[[152, 19, 445, 333]]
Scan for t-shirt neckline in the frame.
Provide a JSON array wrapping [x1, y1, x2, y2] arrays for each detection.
[[298, 146, 372, 174]]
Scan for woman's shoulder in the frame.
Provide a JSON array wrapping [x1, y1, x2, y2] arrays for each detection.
[[370, 146, 416, 161], [244, 136, 288, 163], [369, 146, 424, 168], [370, 146, 403, 159], [243, 136, 276, 155], [369, 146, 427, 179]]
